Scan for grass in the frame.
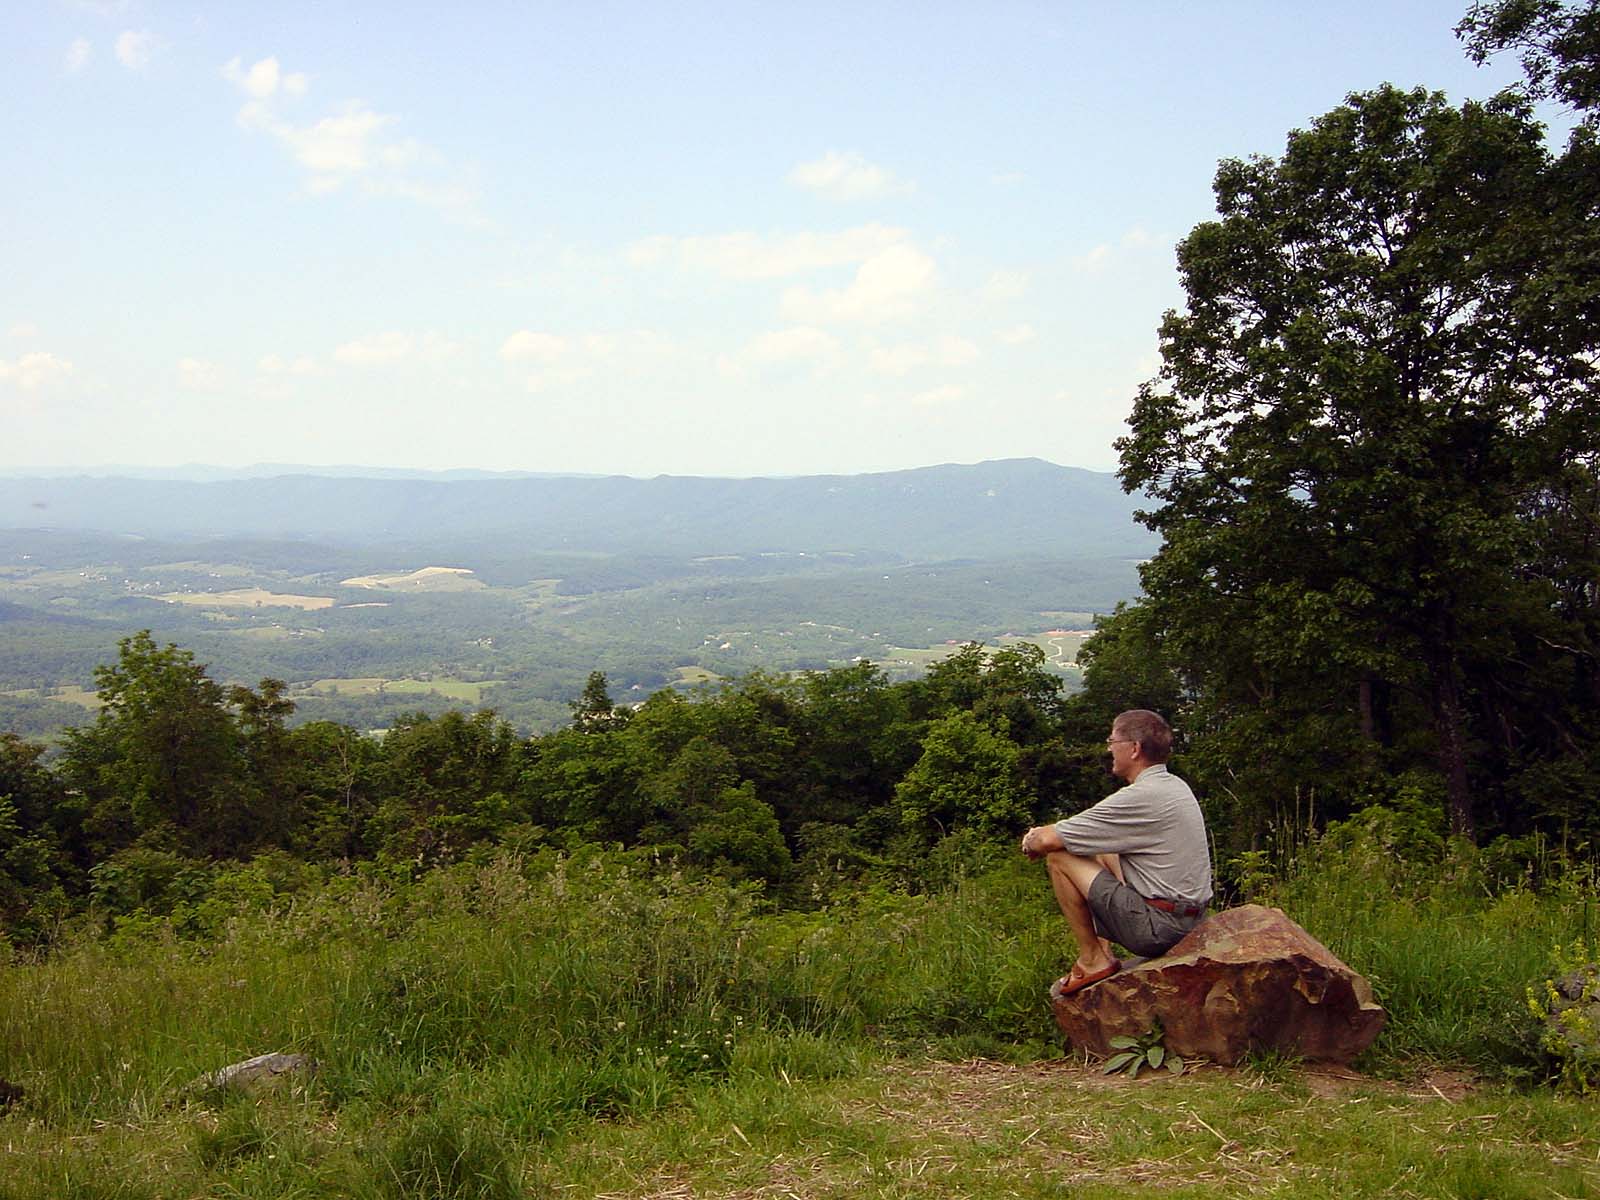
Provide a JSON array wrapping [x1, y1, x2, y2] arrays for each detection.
[[0, 844, 1596, 1196], [1264, 827, 1592, 1071], [2, 1059, 1594, 1198]]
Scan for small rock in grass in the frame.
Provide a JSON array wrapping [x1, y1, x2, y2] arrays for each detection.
[[193, 1052, 318, 1095]]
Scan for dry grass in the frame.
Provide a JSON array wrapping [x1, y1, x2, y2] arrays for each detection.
[[542, 1058, 1600, 1200]]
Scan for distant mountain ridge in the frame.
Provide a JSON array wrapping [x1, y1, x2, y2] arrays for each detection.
[[0, 458, 1157, 559]]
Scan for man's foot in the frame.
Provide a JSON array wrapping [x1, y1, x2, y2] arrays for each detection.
[[1051, 958, 1121, 997]]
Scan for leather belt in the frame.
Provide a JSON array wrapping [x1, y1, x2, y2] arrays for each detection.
[[1145, 897, 1203, 918]]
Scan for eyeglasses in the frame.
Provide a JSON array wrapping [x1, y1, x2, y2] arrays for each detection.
[[1106, 737, 1133, 747]]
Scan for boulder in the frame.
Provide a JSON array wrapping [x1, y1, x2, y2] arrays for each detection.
[[193, 1052, 318, 1095], [1051, 904, 1384, 1065]]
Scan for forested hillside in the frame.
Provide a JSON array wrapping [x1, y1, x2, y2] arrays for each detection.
[[0, 458, 1153, 558]]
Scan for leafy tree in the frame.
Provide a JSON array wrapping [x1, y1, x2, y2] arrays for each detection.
[[895, 710, 1031, 840], [285, 719, 383, 860], [570, 670, 627, 732], [369, 710, 525, 866], [686, 780, 791, 884], [1117, 85, 1599, 838], [789, 661, 918, 832], [225, 677, 301, 853], [1459, 0, 1600, 128], [59, 632, 241, 856], [0, 734, 74, 943]]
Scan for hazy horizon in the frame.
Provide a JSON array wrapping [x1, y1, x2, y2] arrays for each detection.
[[0, 454, 1114, 483]]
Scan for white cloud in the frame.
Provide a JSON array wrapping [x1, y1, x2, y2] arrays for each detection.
[[227, 67, 479, 221], [717, 327, 842, 377], [908, 384, 965, 409], [627, 224, 908, 280], [8, 323, 39, 339], [65, 39, 92, 74], [978, 270, 1030, 304], [502, 329, 675, 365], [867, 336, 980, 376], [177, 358, 221, 390], [258, 353, 318, 375], [998, 323, 1036, 346], [334, 331, 410, 367], [780, 244, 937, 325], [0, 352, 75, 391], [788, 151, 910, 200], [1075, 244, 1112, 271], [1075, 227, 1161, 272], [221, 55, 308, 101], [500, 331, 568, 363], [262, 103, 393, 177], [333, 331, 459, 368], [500, 328, 676, 391], [114, 30, 159, 70]]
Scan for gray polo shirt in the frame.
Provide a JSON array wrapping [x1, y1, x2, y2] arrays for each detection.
[[1052, 764, 1212, 906]]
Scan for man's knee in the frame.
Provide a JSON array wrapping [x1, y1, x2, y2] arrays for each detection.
[[1045, 850, 1105, 897]]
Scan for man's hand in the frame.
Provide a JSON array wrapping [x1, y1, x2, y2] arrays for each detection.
[[1020, 824, 1062, 859]]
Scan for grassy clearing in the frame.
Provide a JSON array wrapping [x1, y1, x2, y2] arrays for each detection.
[[537, 1060, 1599, 1199], [2, 1057, 1594, 1198], [0, 847, 1594, 1197]]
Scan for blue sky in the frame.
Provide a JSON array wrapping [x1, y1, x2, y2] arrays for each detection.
[[3, 1, 1538, 477]]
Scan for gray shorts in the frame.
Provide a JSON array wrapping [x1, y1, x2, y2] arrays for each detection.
[[1087, 871, 1203, 959]]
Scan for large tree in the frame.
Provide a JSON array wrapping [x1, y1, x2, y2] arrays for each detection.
[[1118, 85, 1599, 838]]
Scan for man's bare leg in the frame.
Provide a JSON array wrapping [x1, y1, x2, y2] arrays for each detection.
[[1045, 851, 1118, 983]]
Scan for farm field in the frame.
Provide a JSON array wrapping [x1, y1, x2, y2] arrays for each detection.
[[297, 676, 502, 702], [156, 588, 336, 610]]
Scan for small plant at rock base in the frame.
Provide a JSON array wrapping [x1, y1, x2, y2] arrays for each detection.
[[1526, 938, 1600, 1093], [1102, 1019, 1184, 1079]]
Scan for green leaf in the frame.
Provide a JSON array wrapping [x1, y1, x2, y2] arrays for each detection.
[[1166, 1055, 1185, 1075], [1127, 1057, 1143, 1080], [1108, 1036, 1141, 1049], [1102, 1052, 1136, 1074], [1148, 1045, 1165, 1068]]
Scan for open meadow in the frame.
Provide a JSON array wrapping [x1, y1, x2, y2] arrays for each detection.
[[2, 841, 1596, 1200]]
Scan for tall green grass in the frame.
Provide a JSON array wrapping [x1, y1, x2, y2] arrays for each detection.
[[1264, 819, 1594, 1071], [0, 838, 1590, 1197]]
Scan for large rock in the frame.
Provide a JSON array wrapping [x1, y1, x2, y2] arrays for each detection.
[[1051, 904, 1384, 1065]]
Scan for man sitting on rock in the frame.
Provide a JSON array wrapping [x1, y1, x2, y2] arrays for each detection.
[[1021, 709, 1212, 996]]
